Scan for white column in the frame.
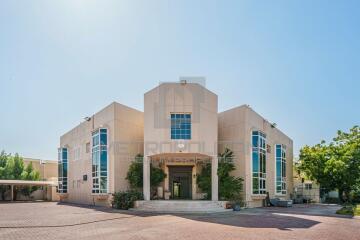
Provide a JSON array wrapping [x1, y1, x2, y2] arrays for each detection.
[[164, 165, 169, 192], [192, 165, 197, 200], [211, 156, 218, 201], [143, 156, 151, 201]]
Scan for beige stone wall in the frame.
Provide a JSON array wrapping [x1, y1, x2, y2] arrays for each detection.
[[219, 105, 293, 207], [144, 83, 218, 157], [23, 158, 58, 180], [143, 83, 218, 199], [60, 102, 143, 206], [218, 106, 247, 200], [113, 103, 144, 192]]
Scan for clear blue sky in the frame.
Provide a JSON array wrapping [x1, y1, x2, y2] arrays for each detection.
[[0, 0, 359, 160]]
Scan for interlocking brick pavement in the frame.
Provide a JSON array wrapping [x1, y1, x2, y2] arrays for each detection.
[[0, 202, 359, 240]]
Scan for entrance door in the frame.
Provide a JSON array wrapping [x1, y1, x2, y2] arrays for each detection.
[[169, 166, 192, 199]]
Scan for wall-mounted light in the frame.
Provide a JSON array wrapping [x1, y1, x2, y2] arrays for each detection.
[[177, 142, 185, 152]]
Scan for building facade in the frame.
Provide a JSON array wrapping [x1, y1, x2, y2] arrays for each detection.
[[218, 106, 293, 207], [58, 103, 143, 205], [59, 81, 293, 207]]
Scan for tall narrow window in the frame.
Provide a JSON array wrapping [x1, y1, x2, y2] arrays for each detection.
[[92, 128, 108, 194], [275, 144, 287, 194], [58, 148, 68, 193], [252, 131, 266, 194], [171, 113, 191, 140]]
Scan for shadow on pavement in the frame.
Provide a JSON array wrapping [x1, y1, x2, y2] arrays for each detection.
[[55, 202, 323, 230]]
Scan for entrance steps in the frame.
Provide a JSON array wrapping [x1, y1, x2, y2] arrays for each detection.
[[132, 200, 231, 213]]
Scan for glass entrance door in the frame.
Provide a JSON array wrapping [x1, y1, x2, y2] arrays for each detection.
[[172, 181, 181, 199], [169, 166, 192, 200]]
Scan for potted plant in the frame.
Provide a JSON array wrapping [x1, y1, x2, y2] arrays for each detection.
[[231, 194, 244, 211]]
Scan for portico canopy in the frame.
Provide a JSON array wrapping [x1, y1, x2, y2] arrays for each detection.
[[0, 180, 57, 186], [149, 152, 212, 160], [0, 180, 57, 201], [143, 152, 218, 201]]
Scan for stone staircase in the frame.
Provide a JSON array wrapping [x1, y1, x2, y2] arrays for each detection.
[[132, 200, 231, 213]]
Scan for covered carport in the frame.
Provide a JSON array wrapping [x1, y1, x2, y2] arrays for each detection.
[[0, 179, 57, 201]]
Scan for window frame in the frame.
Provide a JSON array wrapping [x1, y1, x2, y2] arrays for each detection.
[[91, 128, 109, 194], [275, 144, 287, 195], [251, 130, 267, 195], [170, 113, 191, 140], [57, 147, 68, 194]]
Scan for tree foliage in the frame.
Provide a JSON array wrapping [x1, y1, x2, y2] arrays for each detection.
[[0, 151, 10, 200], [299, 126, 360, 202], [0, 151, 41, 200], [20, 162, 41, 197], [126, 154, 166, 190], [197, 148, 243, 200]]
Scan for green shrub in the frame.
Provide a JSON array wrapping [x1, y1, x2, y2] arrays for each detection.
[[126, 155, 144, 189], [112, 190, 143, 210], [336, 204, 360, 216], [197, 148, 243, 200], [197, 163, 212, 199], [350, 189, 360, 203], [126, 154, 166, 193], [325, 197, 340, 204], [336, 205, 353, 215]]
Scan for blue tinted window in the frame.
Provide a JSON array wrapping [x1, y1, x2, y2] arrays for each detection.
[[62, 149, 67, 160], [58, 148, 68, 193], [252, 152, 259, 172], [100, 151, 107, 171], [252, 135, 258, 147], [100, 133, 107, 145], [252, 131, 266, 194], [92, 128, 108, 193], [275, 144, 286, 194], [63, 164, 67, 177], [171, 113, 191, 140], [93, 135, 99, 146], [276, 161, 281, 176]]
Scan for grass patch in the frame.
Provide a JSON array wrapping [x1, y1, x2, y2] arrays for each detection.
[[336, 204, 360, 216]]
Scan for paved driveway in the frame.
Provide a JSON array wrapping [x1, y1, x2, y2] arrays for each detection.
[[0, 202, 359, 240]]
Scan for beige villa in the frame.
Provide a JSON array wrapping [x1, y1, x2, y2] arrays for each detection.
[[58, 81, 293, 208]]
